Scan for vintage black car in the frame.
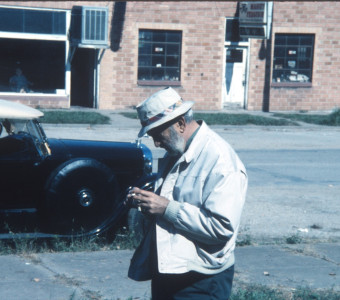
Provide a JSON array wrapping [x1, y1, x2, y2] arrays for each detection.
[[0, 99, 154, 238]]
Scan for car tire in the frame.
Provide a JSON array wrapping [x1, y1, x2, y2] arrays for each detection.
[[42, 159, 119, 236]]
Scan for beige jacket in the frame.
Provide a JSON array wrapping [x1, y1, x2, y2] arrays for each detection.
[[128, 121, 247, 281]]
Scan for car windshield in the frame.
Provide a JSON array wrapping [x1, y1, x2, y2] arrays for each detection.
[[0, 118, 51, 156]]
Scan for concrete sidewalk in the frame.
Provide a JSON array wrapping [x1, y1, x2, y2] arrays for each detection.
[[1, 110, 340, 299], [0, 243, 339, 300]]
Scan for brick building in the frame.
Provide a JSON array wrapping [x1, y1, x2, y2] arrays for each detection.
[[0, 1, 339, 112]]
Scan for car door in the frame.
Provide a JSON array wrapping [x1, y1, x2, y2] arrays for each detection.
[[0, 133, 43, 208]]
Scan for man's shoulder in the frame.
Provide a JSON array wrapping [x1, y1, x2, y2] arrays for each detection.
[[199, 122, 232, 148]]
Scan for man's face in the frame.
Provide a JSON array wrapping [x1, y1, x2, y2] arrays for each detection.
[[148, 122, 185, 157]]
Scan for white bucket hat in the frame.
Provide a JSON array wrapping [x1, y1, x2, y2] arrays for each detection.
[[136, 87, 194, 137]]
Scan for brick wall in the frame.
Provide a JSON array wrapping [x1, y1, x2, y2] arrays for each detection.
[[99, 1, 237, 111], [2, 1, 340, 112]]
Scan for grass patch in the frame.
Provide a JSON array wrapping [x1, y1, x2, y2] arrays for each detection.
[[273, 109, 340, 126], [40, 110, 110, 125], [120, 112, 296, 126], [120, 112, 139, 120], [231, 285, 340, 300], [231, 285, 286, 300], [291, 287, 340, 300], [0, 227, 140, 255]]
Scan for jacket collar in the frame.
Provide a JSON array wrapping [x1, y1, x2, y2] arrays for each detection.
[[183, 120, 207, 164]]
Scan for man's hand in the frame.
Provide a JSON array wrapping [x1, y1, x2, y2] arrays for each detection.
[[126, 187, 170, 216]]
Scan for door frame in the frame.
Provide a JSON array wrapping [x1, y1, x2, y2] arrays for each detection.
[[222, 45, 249, 109]]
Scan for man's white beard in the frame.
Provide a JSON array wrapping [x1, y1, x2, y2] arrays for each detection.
[[167, 126, 186, 157]]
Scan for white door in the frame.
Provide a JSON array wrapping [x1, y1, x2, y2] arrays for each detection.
[[223, 47, 247, 108]]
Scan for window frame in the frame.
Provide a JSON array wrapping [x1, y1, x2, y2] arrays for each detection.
[[137, 29, 182, 86], [271, 33, 315, 87]]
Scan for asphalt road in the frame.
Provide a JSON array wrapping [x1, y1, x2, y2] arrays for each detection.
[[43, 116, 340, 245], [39, 115, 340, 247]]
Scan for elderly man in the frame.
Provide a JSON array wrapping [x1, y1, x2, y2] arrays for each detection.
[[127, 87, 247, 300]]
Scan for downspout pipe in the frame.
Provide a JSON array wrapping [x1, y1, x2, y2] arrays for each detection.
[[94, 48, 106, 109]]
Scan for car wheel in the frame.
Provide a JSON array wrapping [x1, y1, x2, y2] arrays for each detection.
[[42, 159, 119, 236]]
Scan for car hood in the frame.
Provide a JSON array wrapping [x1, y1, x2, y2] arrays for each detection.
[[47, 138, 148, 171]]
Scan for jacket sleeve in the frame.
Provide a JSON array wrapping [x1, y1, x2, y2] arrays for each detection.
[[163, 168, 248, 245]]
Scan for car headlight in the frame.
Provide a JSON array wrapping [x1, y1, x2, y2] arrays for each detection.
[[139, 144, 153, 175]]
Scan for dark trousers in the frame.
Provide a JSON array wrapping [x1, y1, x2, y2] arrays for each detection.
[[151, 265, 234, 300]]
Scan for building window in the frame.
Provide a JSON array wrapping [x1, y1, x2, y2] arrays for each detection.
[[0, 6, 68, 94], [272, 34, 314, 84], [225, 18, 248, 43], [138, 29, 182, 85], [0, 6, 66, 35], [0, 39, 65, 93]]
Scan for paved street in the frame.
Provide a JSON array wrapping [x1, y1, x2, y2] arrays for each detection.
[[43, 113, 340, 245]]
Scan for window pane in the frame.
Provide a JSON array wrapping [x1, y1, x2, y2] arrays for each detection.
[[53, 11, 66, 34], [287, 35, 299, 46], [25, 10, 52, 34], [151, 68, 164, 80], [167, 44, 180, 56], [138, 67, 150, 80], [300, 36, 313, 46], [305, 47, 312, 57], [167, 32, 181, 42], [138, 55, 151, 67], [152, 44, 165, 55], [0, 8, 66, 35], [274, 47, 285, 57], [166, 56, 179, 67], [299, 59, 311, 69], [0, 38, 65, 93], [166, 68, 180, 81], [273, 58, 284, 70], [152, 56, 165, 67], [0, 8, 23, 32], [286, 60, 297, 69], [139, 30, 152, 41], [225, 18, 247, 42], [139, 42, 152, 55], [153, 31, 166, 42], [275, 35, 286, 45], [226, 49, 243, 63]]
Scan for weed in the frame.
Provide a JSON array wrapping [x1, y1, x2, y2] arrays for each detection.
[[111, 227, 143, 250], [236, 234, 252, 247], [310, 224, 323, 230], [286, 234, 302, 245]]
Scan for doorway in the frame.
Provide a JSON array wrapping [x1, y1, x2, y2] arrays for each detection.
[[223, 46, 248, 109], [70, 48, 95, 107]]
